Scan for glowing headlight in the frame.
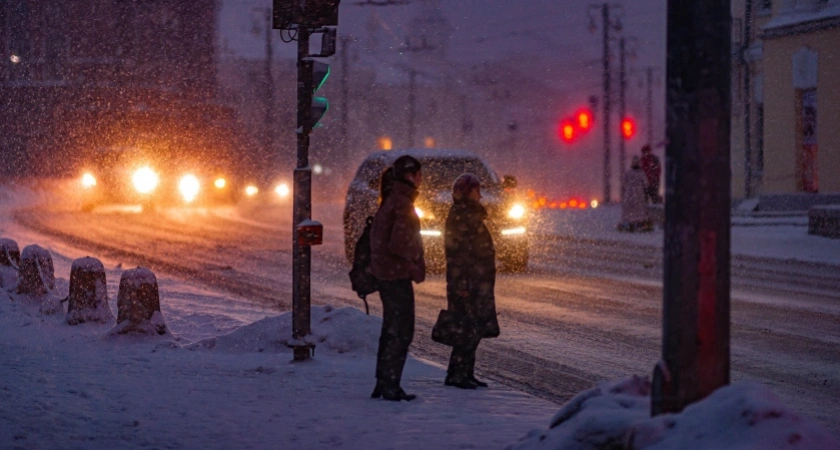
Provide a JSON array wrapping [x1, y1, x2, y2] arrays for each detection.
[[591, 199, 599, 209], [81, 173, 97, 188], [275, 183, 290, 198], [132, 167, 159, 194], [508, 203, 526, 220], [214, 178, 226, 189], [245, 185, 259, 197], [415, 207, 425, 218], [178, 174, 200, 203]]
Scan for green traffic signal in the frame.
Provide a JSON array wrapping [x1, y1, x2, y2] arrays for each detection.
[[310, 60, 330, 129]]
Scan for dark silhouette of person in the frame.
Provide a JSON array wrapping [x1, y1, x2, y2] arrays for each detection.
[[640, 145, 662, 204], [369, 155, 425, 401], [443, 173, 500, 389]]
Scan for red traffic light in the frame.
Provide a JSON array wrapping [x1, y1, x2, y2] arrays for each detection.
[[576, 109, 593, 131], [621, 117, 636, 140], [559, 119, 576, 143]]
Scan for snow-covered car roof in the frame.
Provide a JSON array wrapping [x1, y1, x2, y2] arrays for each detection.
[[364, 148, 483, 164]]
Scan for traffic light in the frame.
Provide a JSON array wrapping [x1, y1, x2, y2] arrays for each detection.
[[309, 59, 330, 129], [559, 119, 576, 143], [576, 108, 593, 131], [621, 117, 636, 140], [273, 0, 340, 29]]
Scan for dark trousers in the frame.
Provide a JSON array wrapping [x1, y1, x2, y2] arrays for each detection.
[[447, 339, 480, 379], [645, 184, 661, 204], [375, 278, 415, 387]]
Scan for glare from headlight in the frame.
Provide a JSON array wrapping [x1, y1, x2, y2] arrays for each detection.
[[508, 203, 526, 220], [420, 230, 442, 237], [591, 200, 599, 209], [245, 185, 259, 197], [215, 178, 226, 189], [415, 207, 424, 218], [81, 173, 97, 188], [179, 174, 200, 203], [501, 227, 526, 236], [132, 167, 159, 194], [275, 183, 290, 198]]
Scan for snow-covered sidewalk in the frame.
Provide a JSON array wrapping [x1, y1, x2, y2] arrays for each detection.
[[532, 204, 840, 266]]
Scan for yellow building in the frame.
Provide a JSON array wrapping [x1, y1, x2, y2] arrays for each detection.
[[759, 1, 840, 194]]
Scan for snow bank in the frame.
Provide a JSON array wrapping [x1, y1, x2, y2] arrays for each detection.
[[189, 304, 381, 356], [507, 377, 840, 450]]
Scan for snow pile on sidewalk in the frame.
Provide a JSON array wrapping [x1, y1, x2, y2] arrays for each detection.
[[508, 376, 839, 450]]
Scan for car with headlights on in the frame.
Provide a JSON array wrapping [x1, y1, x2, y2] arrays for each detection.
[[77, 146, 239, 211], [343, 148, 529, 271]]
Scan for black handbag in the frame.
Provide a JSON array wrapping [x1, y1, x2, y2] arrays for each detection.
[[431, 309, 475, 347]]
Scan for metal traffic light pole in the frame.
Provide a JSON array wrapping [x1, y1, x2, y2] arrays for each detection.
[[652, 0, 731, 415], [292, 27, 315, 362]]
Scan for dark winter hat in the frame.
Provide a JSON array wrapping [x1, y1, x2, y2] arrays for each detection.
[[393, 155, 422, 180], [452, 173, 481, 200]]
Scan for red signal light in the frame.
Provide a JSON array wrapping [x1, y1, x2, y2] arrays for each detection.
[[621, 117, 636, 140], [559, 120, 576, 143], [576, 109, 593, 131]]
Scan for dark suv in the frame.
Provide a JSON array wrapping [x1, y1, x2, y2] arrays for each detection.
[[343, 148, 529, 271]]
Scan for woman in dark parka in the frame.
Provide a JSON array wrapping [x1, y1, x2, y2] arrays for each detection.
[[443, 173, 500, 389]]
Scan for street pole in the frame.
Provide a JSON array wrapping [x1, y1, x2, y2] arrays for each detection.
[[340, 35, 350, 164], [653, 0, 731, 415], [292, 27, 314, 362], [264, 9, 275, 174], [743, 0, 754, 198], [601, 4, 612, 204], [408, 69, 416, 148], [619, 36, 627, 177], [646, 66, 654, 145]]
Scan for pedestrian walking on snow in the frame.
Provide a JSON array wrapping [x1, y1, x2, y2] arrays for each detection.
[[369, 155, 425, 402], [618, 156, 653, 232], [441, 173, 500, 389], [640, 144, 662, 204]]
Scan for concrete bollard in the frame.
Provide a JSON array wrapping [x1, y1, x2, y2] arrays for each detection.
[[66, 257, 115, 325], [16, 244, 56, 295], [112, 267, 167, 335], [0, 238, 20, 289]]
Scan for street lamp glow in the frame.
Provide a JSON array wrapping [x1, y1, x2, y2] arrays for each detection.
[[591, 199, 599, 209], [275, 183, 290, 198], [178, 174, 200, 203], [214, 178, 226, 189], [132, 167, 159, 194], [10, 54, 20, 64], [313, 164, 324, 175], [245, 185, 259, 197], [81, 173, 97, 188]]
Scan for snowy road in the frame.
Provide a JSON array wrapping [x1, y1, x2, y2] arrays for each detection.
[[11, 194, 840, 436]]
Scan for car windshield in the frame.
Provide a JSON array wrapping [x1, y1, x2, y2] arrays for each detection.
[[417, 157, 499, 191]]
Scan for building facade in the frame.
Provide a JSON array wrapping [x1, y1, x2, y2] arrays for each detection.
[[0, 0, 226, 176], [731, 0, 840, 197]]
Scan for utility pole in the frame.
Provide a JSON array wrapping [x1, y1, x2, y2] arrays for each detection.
[[742, 0, 754, 198], [340, 35, 351, 162], [588, 3, 623, 204], [647, 66, 654, 145], [653, 0, 731, 415], [408, 69, 416, 148], [619, 36, 627, 176]]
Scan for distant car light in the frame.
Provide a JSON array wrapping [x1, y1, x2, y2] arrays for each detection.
[[132, 167, 159, 194], [501, 227, 526, 236], [313, 164, 324, 175], [81, 173, 97, 188], [179, 174, 201, 203], [245, 185, 259, 197], [275, 183, 290, 198], [591, 200, 599, 208], [508, 203, 526, 220], [420, 230, 442, 237], [214, 178, 226, 189]]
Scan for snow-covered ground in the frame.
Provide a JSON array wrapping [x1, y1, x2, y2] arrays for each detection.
[[1, 183, 838, 449]]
